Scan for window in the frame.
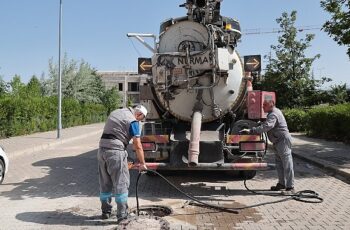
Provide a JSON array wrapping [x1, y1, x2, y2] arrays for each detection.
[[128, 82, 139, 92], [118, 83, 123, 91]]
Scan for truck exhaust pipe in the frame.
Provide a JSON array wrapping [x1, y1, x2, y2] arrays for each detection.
[[188, 110, 202, 167]]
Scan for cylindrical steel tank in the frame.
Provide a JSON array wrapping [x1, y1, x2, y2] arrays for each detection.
[[152, 20, 245, 123]]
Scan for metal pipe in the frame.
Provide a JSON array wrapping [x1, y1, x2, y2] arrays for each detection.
[[57, 0, 62, 139], [188, 111, 202, 166], [126, 33, 157, 53], [131, 162, 275, 171]]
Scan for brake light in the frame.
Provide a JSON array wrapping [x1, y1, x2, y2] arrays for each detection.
[[142, 142, 156, 151]]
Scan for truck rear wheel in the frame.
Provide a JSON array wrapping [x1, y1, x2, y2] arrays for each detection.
[[239, 170, 256, 180]]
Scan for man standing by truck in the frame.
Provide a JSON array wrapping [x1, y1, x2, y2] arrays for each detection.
[[97, 105, 148, 221], [241, 99, 295, 194]]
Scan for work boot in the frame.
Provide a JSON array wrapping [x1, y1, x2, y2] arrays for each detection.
[[282, 187, 295, 195], [117, 202, 128, 221], [101, 212, 111, 220], [117, 215, 128, 224], [270, 183, 286, 191]]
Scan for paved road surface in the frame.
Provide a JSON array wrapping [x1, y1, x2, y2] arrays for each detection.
[[0, 132, 349, 229]]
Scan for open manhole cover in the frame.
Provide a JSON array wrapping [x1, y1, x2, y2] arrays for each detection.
[[117, 205, 172, 230], [130, 205, 173, 217]]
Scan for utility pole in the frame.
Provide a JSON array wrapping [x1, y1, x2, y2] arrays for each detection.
[[57, 0, 62, 138]]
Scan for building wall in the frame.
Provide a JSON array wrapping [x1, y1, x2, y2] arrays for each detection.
[[97, 71, 148, 108]]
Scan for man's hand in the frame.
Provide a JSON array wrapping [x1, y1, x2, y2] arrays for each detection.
[[138, 163, 148, 172], [239, 128, 251, 134]]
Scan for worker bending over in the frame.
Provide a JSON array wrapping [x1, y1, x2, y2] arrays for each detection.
[[97, 105, 148, 221]]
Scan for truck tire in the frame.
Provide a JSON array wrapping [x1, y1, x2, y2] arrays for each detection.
[[239, 170, 256, 180]]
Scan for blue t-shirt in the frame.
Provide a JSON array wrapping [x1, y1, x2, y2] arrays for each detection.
[[129, 121, 141, 137]]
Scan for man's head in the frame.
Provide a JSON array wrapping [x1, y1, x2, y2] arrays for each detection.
[[134, 105, 148, 121], [263, 99, 275, 113]]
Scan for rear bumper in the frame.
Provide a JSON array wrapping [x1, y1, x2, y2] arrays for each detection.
[[131, 162, 275, 171]]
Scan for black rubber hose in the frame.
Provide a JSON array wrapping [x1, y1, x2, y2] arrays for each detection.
[[244, 180, 323, 203], [136, 170, 239, 214], [135, 169, 323, 216]]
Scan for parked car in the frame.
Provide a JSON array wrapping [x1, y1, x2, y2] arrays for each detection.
[[0, 145, 9, 184]]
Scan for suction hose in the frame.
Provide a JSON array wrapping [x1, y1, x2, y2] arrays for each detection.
[[188, 111, 202, 166], [135, 170, 323, 216]]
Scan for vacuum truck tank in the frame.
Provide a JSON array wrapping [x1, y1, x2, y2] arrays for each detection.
[[128, 0, 274, 178]]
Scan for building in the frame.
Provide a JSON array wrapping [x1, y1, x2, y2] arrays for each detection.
[[97, 71, 149, 107]]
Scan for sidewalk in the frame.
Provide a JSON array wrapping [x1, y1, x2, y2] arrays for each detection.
[[292, 133, 350, 180], [0, 123, 104, 159]]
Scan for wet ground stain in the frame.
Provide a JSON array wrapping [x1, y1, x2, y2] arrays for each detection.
[[167, 200, 262, 229]]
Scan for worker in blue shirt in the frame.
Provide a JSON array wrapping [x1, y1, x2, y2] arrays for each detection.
[[98, 105, 148, 221]]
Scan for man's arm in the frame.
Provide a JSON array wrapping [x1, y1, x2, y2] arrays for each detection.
[[251, 114, 277, 134], [129, 121, 147, 171], [132, 137, 146, 166]]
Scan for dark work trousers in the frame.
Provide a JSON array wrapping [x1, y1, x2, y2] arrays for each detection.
[[273, 135, 294, 188], [97, 147, 130, 219]]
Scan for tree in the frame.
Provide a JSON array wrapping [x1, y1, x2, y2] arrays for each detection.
[[26, 75, 42, 97], [321, 0, 350, 58], [101, 87, 121, 115], [9, 75, 26, 97], [261, 11, 322, 108], [0, 76, 8, 96], [328, 83, 348, 104], [43, 55, 105, 103]]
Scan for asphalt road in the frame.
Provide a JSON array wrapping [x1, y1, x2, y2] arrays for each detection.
[[0, 132, 349, 230]]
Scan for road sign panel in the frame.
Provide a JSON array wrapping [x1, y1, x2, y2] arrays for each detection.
[[138, 58, 152, 75], [244, 55, 261, 72]]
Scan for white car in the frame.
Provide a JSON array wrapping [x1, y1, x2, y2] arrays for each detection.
[[0, 145, 9, 184]]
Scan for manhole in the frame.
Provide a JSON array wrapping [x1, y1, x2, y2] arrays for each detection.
[[130, 205, 173, 217], [117, 215, 170, 230]]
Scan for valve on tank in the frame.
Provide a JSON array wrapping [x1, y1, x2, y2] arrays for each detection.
[[180, 0, 221, 24]]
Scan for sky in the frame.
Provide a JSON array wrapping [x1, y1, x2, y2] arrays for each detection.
[[0, 0, 349, 87]]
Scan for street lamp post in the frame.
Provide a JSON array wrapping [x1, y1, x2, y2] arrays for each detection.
[[57, 0, 62, 138]]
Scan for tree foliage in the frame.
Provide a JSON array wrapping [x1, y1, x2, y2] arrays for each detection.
[[43, 55, 106, 104], [27, 75, 43, 97], [9, 75, 26, 97], [328, 83, 348, 104], [260, 11, 322, 108], [0, 75, 8, 96], [321, 0, 350, 58], [101, 86, 121, 115]]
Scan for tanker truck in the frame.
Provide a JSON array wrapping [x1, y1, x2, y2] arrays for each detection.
[[128, 0, 275, 178]]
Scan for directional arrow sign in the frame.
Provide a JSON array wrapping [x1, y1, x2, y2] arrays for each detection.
[[244, 55, 261, 72], [138, 58, 152, 75]]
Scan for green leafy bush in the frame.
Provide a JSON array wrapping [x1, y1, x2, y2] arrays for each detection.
[[283, 109, 308, 132], [307, 103, 350, 142], [0, 96, 107, 138]]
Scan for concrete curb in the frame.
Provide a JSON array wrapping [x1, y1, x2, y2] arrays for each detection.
[[292, 150, 350, 180], [9, 129, 102, 159]]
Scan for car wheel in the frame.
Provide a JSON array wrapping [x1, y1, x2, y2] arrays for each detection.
[[0, 159, 5, 184]]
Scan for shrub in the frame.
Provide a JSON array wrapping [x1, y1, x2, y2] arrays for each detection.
[[283, 108, 308, 132], [306, 103, 350, 142], [0, 96, 107, 138]]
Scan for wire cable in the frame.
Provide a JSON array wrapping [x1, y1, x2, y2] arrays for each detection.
[[129, 39, 142, 57]]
